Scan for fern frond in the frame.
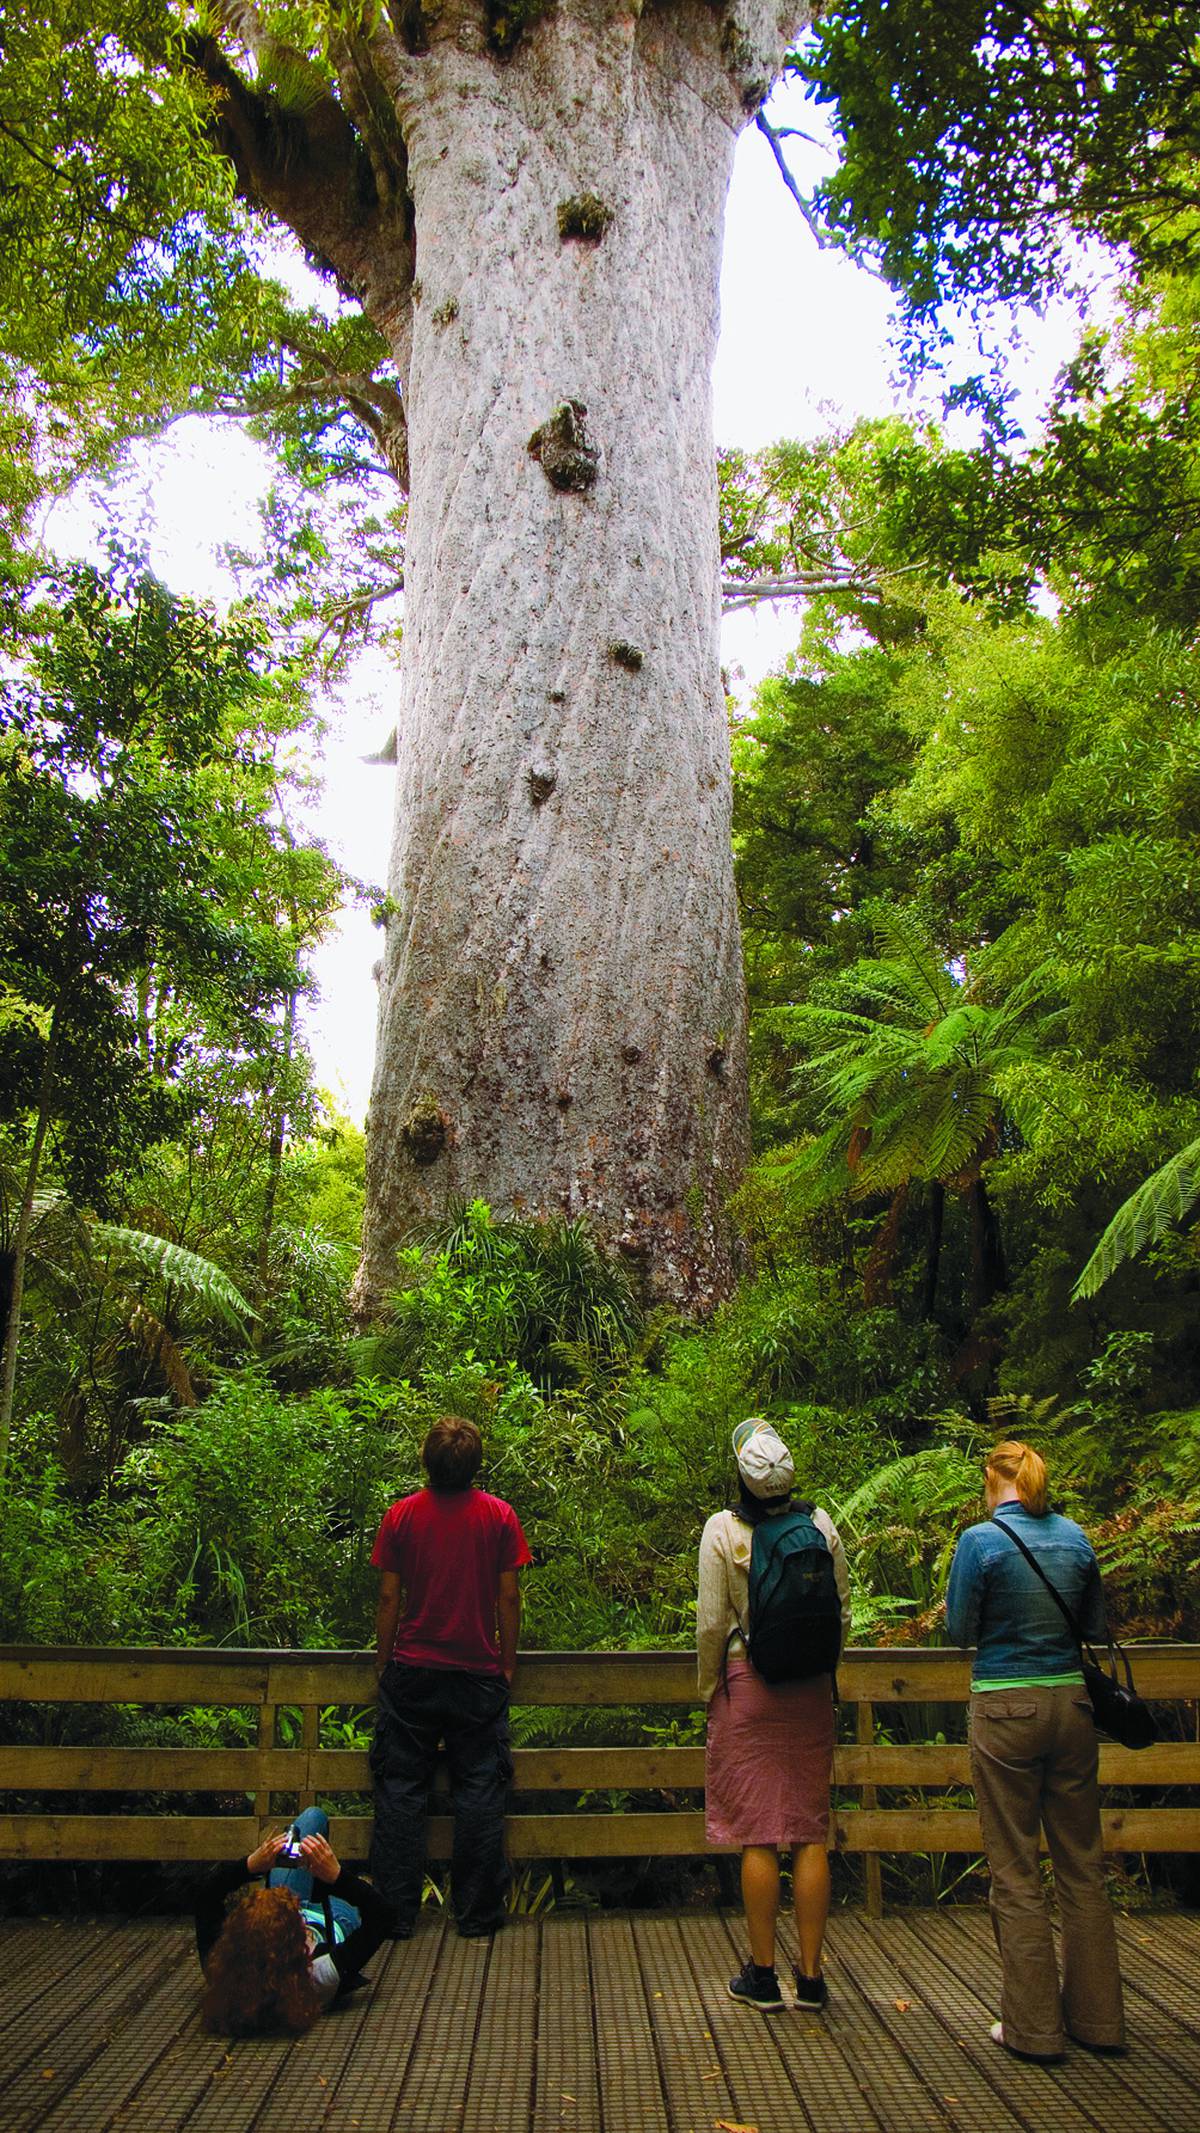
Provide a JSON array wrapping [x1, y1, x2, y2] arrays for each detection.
[[920, 1075, 998, 1181], [868, 905, 958, 1019], [987, 1393, 1061, 1430], [830, 1445, 979, 1535], [125, 1301, 197, 1406], [1072, 1135, 1200, 1300], [91, 1224, 256, 1326]]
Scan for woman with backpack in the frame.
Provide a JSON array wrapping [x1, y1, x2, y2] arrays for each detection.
[[697, 1418, 851, 2013], [945, 1440, 1126, 2062]]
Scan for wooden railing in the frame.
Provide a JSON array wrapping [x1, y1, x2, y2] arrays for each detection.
[[3, 1646, 1198, 1917]]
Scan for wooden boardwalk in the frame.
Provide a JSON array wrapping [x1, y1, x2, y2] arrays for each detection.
[[2, 1908, 1198, 2133]]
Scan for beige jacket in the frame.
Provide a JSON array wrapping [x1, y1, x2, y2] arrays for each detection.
[[696, 1503, 852, 1705]]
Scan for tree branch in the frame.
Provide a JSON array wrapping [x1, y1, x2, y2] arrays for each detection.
[[755, 112, 833, 252], [184, 25, 415, 349], [213, 363, 408, 486], [721, 572, 879, 612]]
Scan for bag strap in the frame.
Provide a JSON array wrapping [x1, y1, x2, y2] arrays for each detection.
[[993, 1516, 1085, 1642], [993, 1517, 1131, 1689]]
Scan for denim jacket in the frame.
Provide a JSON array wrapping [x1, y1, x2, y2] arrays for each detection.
[[944, 1502, 1107, 1681]]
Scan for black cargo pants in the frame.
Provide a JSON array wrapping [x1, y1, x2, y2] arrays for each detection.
[[370, 1661, 513, 1937]]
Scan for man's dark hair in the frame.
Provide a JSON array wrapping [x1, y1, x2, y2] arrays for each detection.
[[422, 1415, 483, 1491]]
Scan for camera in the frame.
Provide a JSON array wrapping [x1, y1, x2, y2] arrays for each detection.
[[275, 1826, 305, 1865]]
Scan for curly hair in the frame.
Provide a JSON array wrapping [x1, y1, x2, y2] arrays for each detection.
[[201, 1885, 322, 2036]]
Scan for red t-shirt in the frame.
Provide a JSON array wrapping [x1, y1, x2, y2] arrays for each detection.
[[370, 1487, 532, 1673]]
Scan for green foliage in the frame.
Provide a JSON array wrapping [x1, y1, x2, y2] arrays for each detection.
[[776, 912, 1054, 1201], [0, 554, 295, 1189], [800, 3, 1200, 369], [359, 1203, 644, 1392], [1073, 1138, 1200, 1300], [118, 1373, 412, 1647], [92, 1225, 256, 1331], [0, 543, 364, 1472], [0, 0, 405, 580]]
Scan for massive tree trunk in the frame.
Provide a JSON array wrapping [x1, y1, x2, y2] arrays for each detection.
[[203, 0, 805, 1312]]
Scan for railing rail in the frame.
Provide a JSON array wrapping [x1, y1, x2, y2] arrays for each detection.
[[3, 1645, 1198, 1915]]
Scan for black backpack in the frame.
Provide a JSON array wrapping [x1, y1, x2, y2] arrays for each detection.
[[726, 1499, 842, 1688]]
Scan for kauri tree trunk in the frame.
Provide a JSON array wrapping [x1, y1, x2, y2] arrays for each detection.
[[200, 0, 806, 1312]]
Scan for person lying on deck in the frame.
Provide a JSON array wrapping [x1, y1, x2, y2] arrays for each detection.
[[194, 1805, 394, 2035]]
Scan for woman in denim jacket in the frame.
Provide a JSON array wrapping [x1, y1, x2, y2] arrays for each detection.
[[945, 1440, 1125, 2063]]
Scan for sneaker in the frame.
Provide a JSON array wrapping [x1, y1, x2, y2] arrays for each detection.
[[990, 2020, 1064, 2064], [727, 1959, 784, 2012], [792, 1967, 828, 2012]]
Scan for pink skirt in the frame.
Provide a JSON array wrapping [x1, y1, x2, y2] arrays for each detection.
[[705, 1658, 835, 1848]]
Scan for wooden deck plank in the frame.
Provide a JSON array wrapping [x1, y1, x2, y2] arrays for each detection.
[[34, 1933, 203, 2133], [90, 2000, 249, 2133], [389, 1924, 491, 2130], [920, 1910, 1199, 2133], [891, 1909, 1141, 2133], [630, 1916, 749, 2133], [247, 1938, 412, 2133], [0, 1920, 121, 2040], [531, 1917, 602, 2133], [461, 1917, 539, 2133], [322, 1915, 443, 2133], [773, 1914, 958, 2133], [0, 1927, 180, 2133], [0, 1925, 160, 2077], [4, 1911, 1199, 2133], [1114, 1915, 1200, 2037], [698, 1909, 888, 2133], [586, 1915, 669, 2133], [833, 1916, 1036, 2133]]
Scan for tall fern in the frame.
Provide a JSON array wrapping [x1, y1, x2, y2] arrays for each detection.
[[91, 1224, 256, 1328], [1073, 1135, 1200, 1299]]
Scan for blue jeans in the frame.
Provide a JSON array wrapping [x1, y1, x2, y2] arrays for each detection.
[[370, 1664, 512, 1936], [268, 1805, 360, 1942]]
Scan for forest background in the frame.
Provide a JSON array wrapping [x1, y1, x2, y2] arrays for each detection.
[[1, 0, 1198, 1839]]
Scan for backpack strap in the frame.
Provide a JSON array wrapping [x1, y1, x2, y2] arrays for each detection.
[[306, 1886, 338, 1958], [718, 1500, 826, 1696], [720, 1507, 755, 1698]]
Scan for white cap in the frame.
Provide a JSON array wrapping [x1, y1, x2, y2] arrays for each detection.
[[732, 1416, 795, 1499]]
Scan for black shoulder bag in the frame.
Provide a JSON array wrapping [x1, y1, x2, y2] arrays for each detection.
[[995, 1519, 1157, 1750]]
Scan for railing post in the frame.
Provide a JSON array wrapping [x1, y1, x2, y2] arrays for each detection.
[[256, 1703, 276, 1833], [299, 1703, 319, 1812], [857, 1700, 883, 1920]]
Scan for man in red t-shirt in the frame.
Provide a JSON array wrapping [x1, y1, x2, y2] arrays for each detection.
[[369, 1415, 532, 1938]]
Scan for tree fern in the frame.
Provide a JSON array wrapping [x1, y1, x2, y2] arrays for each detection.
[[1072, 1135, 1200, 1299]]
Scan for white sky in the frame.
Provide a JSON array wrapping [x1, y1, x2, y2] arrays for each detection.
[[44, 78, 1096, 1125]]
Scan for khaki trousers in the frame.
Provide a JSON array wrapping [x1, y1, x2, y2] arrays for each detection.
[[969, 1682, 1125, 2057]]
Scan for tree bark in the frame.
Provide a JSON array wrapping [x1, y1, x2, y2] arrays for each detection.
[[256, 986, 298, 1308], [921, 1179, 945, 1321], [197, 0, 805, 1313], [355, 4, 798, 1313], [967, 1173, 1007, 1316], [0, 1019, 57, 1484]]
